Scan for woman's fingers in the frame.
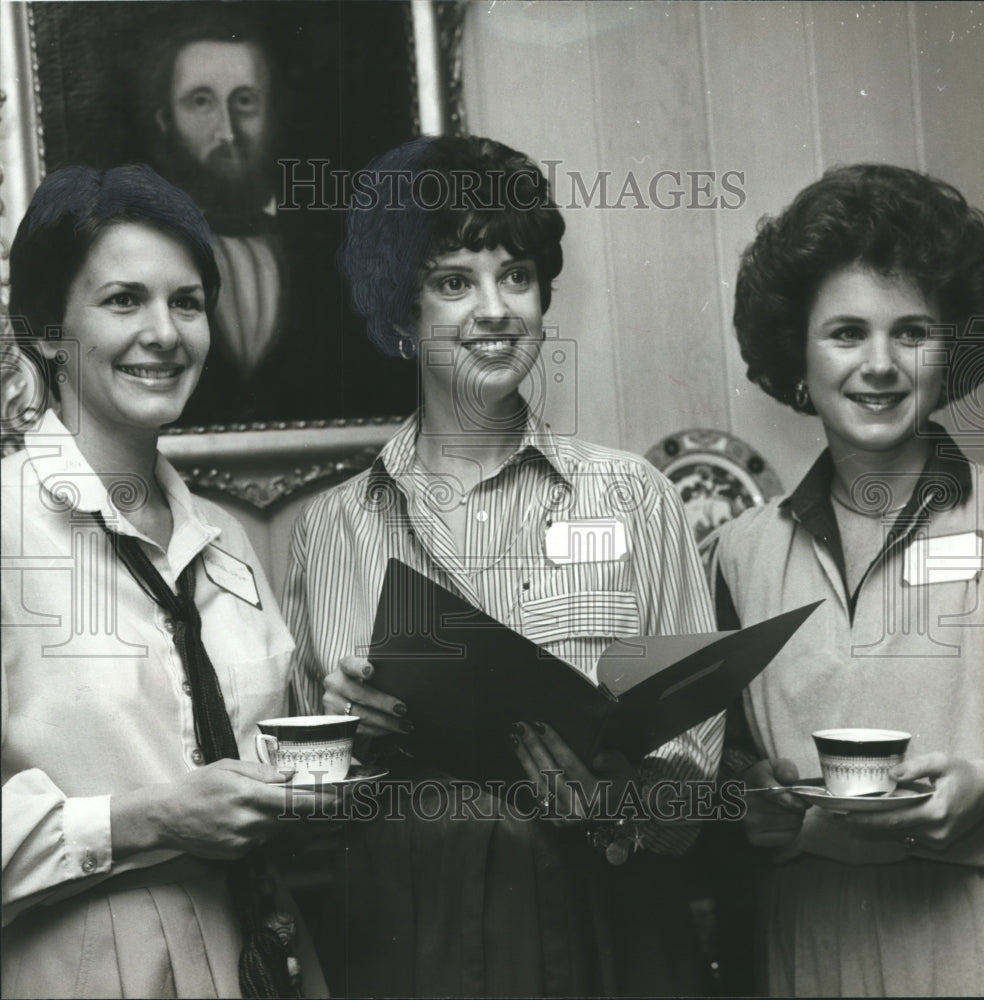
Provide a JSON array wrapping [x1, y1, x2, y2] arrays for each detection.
[[772, 757, 802, 787], [513, 722, 561, 780], [744, 805, 805, 848], [343, 702, 408, 738], [843, 756, 984, 850], [511, 723, 625, 822], [891, 751, 947, 783], [514, 721, 595, 785], [215, 758, 292, 783], [155, 762, 297, 858], [510, 726, 571, 825], [844, 804, 933, 833], [745, 757, 809, 814], [511, 730, 541, 785], [741, 757, 808, 848], [527, 723, 595, 783], [323, 655, 409, 735], [338, 655, 375, 681], [321, 682, 406, 736]]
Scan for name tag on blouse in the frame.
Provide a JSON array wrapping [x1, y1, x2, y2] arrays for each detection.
[[902, 531, 983, 586], [544, 518, 628, 564], [202, 545, 263, 608]]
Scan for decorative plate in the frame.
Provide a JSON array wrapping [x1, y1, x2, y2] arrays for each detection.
[[646, 428, 784, 543]]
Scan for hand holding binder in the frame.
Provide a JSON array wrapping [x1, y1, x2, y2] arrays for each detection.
[[369, 559, 822, 784]]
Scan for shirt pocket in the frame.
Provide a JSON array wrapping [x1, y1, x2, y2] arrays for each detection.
[[204, 590, 296, 733], [519, 559, 642, 646]]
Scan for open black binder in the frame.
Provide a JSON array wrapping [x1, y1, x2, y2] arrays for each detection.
[[368, 559, 821, 783]]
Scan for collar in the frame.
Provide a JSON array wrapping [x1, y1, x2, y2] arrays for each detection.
[[24, 411, 221, 557], [366, 408, 573, 499], [781, 423, 974, 546]]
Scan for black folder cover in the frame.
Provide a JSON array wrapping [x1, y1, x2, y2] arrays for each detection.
[[368, 559, 821, 783]]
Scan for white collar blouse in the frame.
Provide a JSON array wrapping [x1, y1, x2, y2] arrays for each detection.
[[1, 411, 295, 925]]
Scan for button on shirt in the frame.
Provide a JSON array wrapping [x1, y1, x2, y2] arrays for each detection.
[[284, 412, 723, 853], [1, 411, 295, 925]]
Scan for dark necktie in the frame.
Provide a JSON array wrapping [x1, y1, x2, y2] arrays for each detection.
[[92, 512, 300, 999]]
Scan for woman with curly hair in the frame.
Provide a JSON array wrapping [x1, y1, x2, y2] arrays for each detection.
[[706, 164, 984, 996], [283, 134, 722, 997]]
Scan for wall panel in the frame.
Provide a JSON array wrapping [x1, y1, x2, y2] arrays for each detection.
[[459, 1, 981, 495], [914, 3, 984, 208], [811, 1, 920, 168], [700, 1, 827, 486], [463, 2, 621, 446], [587, 2, 728, 456]]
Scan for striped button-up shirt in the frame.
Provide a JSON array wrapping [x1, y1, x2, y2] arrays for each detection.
[[284, 413, 723, 852]]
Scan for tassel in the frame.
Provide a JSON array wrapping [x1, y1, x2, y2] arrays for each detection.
[[239, 926, 300, 999]]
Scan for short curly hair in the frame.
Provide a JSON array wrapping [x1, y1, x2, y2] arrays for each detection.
[[338, 134, 565, 356], [733, 163, 984, 412]]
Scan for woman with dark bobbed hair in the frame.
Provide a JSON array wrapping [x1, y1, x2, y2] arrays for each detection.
[[2, 165, 328, 998], [284, 134, 722, 997], [706, 164, 984, 996]]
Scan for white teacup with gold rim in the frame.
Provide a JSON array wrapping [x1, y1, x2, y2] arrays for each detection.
[[254, 715, 359, 784], [812, 728, 911, 796]]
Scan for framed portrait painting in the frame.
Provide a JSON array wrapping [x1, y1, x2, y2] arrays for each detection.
[[1, 0, 465, 505]]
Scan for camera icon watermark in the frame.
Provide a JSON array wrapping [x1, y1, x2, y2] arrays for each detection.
[[1, 323, 82, 439], [846, 468, 980, 661], [3, 452, 152, 657], [918, 317, 984, 447], [1, 325, 47, 442], [416, 324, 578, 438]]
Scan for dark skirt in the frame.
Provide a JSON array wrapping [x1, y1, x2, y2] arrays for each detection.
[[310, 773, 706, 998]]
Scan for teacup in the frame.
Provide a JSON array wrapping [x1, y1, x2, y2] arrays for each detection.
[[255, 715, 359, 784], [812, 728, 911, 796]]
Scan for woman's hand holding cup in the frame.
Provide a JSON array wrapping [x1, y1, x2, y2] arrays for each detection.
[[742, 757, 810, 849], [111, 759, 300, 861], [843, 753, 984, 851], [322, 655, 412, 739]]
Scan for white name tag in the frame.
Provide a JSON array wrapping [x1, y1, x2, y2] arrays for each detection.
[[202, 545, 262, 608], [903, 531, 983, 586], [545, 518, 628, 565]]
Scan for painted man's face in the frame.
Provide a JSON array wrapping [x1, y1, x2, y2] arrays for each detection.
[[160, 40, 272, 183]]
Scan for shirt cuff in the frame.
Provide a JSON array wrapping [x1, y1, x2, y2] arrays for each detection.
[[62, 795, 113, 879]]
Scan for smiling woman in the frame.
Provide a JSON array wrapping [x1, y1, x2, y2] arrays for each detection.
[[55, 225, 210, 449], [704, 163, 984, 997], [4, 0, 426, 429], [1, 165, 329, 999], [414, 245, 545, 470], [803, 265, 944, 486], [285, 134, 723, 998]]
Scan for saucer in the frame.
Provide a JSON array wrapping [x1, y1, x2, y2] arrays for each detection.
[[788, 777, 934, 813], [289, 765, 389, 792]]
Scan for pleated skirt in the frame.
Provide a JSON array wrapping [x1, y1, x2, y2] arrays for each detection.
[[1, 857, 329, 999]]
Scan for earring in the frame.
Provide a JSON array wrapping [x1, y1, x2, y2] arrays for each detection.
[[397, 336, 417, 361], [794, 378, 811, 412]]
